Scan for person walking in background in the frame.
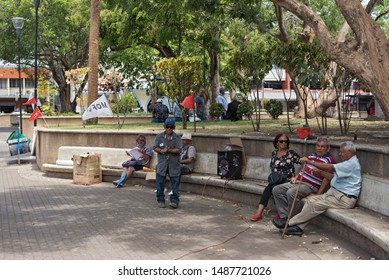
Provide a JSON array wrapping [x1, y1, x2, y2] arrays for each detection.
[[153, 118, 182, 209], [216, 86, 228, 120], [151, 98, 169, 123], [113, 134, 153, 188], [271, 136, 335, 229], [250, 134, 300, 221], [280, 141, 361, 236]]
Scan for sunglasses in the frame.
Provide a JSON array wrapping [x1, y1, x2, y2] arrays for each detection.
[[278, 140, 289, 144], [165, 125, 175, 129]]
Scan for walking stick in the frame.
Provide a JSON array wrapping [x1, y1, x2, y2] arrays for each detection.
[[281, 162, 306, 239]]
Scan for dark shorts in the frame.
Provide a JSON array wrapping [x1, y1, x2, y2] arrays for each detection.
[[132, 164, 144, 171]]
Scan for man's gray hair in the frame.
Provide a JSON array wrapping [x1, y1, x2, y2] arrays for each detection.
[[316, 136, 331, 147], [341, 141, 357, 153]]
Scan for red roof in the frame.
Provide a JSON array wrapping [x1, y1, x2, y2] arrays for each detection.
[[0, 68, 31, 79]]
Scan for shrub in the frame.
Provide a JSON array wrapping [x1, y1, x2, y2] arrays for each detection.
[[265, 99, 283, 119], [110, 92, 138, 114], [237, 100, 254, 120], [209, 103, 224, 120], [40, 105, 55, 116]]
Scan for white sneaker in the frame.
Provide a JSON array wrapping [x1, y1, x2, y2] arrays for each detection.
[[168, 191, 173, 195], [154, 189, 168, 193]]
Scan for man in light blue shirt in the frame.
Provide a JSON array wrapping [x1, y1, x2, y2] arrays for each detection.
[[276, 141, 361, 236], [216, 86, 228, 119]]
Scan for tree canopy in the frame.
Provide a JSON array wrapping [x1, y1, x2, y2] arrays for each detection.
[[1, 0, 389, 118]]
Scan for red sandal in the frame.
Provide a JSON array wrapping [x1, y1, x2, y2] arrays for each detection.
[[250, 215, 263, 222]]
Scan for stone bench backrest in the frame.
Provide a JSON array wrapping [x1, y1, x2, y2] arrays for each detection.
[[193, 153, 270, 181], [359, 175, 389, 216], [56, 146, 158, 169]]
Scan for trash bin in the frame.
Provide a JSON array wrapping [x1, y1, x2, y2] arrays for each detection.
[[217, 150, 243, 180], [6, 130, 30, 156]]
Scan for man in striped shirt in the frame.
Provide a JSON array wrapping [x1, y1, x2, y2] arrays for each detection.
[[272, 136, 335, 229]]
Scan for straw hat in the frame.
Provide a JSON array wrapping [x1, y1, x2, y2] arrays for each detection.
[[181, 133, 192, 140]]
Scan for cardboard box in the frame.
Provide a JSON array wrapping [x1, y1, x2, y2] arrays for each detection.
[[72, 153, 102, 185]]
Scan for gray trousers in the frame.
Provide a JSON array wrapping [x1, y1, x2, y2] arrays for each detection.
[[289, 187, 357, 228], [272, 182, 318, 219]]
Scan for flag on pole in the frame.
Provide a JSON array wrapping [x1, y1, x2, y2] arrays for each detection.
[[29, 107, 43, 122], [181, 94, 195, 109], [24, 91, 42, 107], [23, 97, 37, 105], [82, 94, 113, 120]]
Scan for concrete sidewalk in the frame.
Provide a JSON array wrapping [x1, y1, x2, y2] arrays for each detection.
[[0, 127, 371, 260]]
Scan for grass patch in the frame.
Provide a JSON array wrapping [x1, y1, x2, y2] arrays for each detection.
[[45, 116, 389, 140]]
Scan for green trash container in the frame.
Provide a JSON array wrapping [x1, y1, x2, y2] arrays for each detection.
[[6, 130, 31, 156]]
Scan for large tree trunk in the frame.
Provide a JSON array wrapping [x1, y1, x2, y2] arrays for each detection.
[[272, 0, 389, 118], [87, 0, 101, 124]]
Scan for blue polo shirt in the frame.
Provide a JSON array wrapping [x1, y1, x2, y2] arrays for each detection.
[[331, 155, 362, 197]]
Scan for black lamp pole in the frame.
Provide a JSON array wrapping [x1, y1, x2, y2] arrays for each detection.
[[34, 0, 41, 127], [12, 17, 25, 135]]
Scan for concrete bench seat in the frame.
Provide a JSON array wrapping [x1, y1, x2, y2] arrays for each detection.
[[41, 145, 389, 259]]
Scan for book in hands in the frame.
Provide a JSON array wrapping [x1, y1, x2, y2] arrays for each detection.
[[128, 148, 143, 160]]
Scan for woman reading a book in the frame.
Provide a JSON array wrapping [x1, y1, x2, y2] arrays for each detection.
[[113, 134, 153, 188]]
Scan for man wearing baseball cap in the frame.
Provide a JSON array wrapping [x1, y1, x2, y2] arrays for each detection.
[[153, 118, 182, 208]]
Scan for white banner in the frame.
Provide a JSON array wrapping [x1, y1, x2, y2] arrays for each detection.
[[82, 94, 113, 120]]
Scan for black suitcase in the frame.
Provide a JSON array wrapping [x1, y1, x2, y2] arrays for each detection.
[[217, 150, 242, 180]]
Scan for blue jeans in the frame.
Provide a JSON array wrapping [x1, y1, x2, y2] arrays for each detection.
[[180, 164, 191, 175], [156, 173, 180, 204], [259, 183, 276, 207]]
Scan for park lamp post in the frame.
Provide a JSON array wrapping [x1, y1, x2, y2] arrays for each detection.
[[34, 0, 41, 127], [12, 17, 25, 135]]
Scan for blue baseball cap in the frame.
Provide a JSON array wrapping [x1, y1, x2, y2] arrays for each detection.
[[164, 118, 175, 127]]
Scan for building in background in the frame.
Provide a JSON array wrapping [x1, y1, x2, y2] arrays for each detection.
[[0, 65, 34, 113]]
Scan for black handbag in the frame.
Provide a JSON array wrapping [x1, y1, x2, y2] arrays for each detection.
[[268, 172, 287, 185]]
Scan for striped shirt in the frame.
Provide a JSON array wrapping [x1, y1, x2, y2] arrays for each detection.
[[297, 152, 335, 188]]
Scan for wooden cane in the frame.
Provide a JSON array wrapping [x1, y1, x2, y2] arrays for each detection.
[[281, 162, 306, 239]]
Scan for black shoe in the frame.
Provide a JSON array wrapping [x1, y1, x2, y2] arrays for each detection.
[[272, 217, 286, 229], [285, 225, 304, 236], [169, 202, 178, 209]]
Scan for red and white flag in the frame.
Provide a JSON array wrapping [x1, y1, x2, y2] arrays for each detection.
[[24, 97, 37, 105], [29, 107, 43, 122], [24, 91, 42, 108]]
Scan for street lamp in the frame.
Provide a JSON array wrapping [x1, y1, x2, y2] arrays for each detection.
[[12, 17, 25, 134], [34, 0, 41, 127]]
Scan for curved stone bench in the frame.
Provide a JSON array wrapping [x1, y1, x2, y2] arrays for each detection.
[[41, 145, 389, 259]]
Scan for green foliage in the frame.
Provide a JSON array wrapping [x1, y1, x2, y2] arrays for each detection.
[[265, 99, 283, 119], [209, 103, 224, 119], [111, 92, 138, 114], [156, 56, 202, 100], [224, 19, 273, 94], [237, 100, 254, 119], [0, 0, 91, 112], [40, 105, 55, 116]]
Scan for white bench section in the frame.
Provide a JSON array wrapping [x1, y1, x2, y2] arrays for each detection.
[[42, 146, 158, 172]]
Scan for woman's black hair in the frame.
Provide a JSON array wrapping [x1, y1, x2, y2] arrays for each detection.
[[273, 133, 290, 149]]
